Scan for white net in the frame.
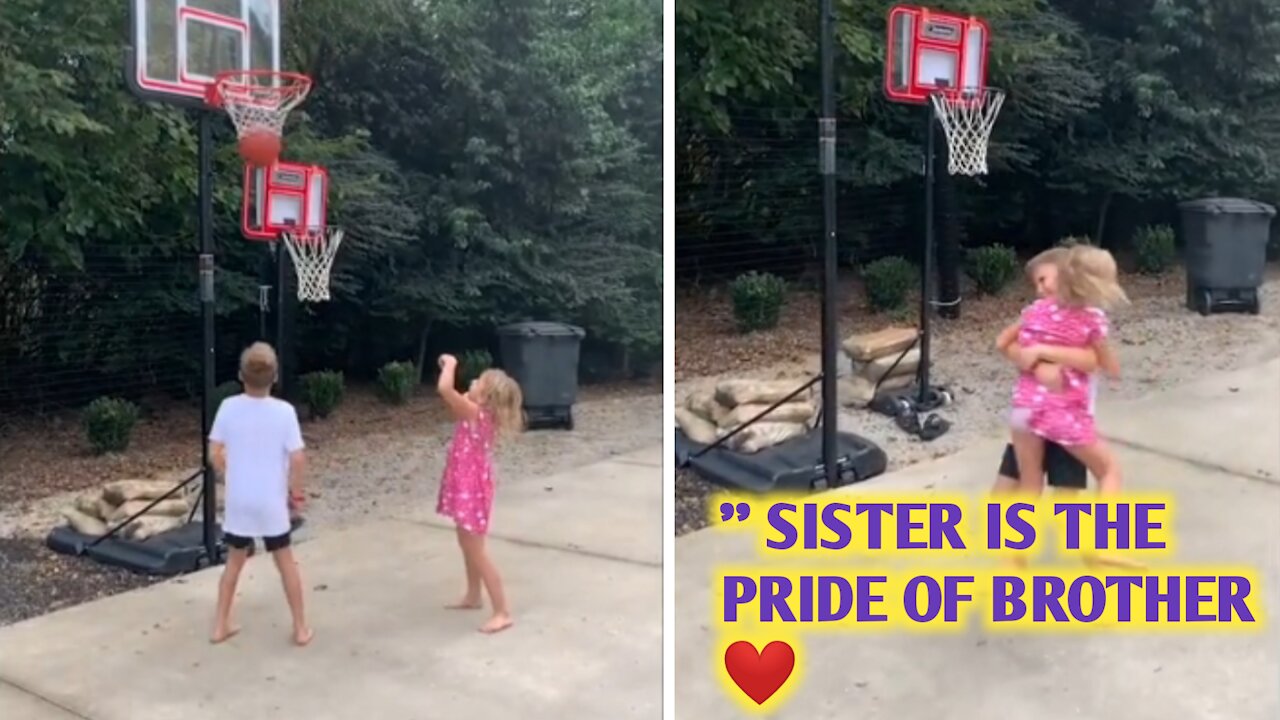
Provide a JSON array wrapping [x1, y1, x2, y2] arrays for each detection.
[[281, 228, 344, 302], [930, 88, 1005, 176], [213, 72, 312, 140]]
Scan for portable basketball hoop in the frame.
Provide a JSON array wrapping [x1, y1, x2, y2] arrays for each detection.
[[930, 87, 1005, 176], [281, 227, 343, 302], [208, 70, 312, 166]]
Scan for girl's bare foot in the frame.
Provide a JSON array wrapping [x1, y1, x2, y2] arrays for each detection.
[[479, 612, 513, 634], [210, 625, 240, 644], [445, 597, 483, 610], [293, 626, 314, 647]]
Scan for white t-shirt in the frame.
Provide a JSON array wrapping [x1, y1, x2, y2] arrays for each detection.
[[209, 394, 304, 537]]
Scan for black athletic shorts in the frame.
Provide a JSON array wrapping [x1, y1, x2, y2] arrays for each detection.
[[999, 442, 1087, 489], [223, 531, 292, 552]]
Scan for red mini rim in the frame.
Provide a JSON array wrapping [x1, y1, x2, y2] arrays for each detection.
[[205, 69, 313, 108]]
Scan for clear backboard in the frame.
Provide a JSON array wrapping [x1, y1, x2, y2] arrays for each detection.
[[127, 0, 281, 107], [884, 5, 988, 105], [242, 162, 328, 241]]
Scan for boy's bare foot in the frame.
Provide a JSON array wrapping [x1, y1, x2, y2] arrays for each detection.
[[479, 613, 513, 634], [210, 625, 240, 644], [445, 597, 483, 610], [293, 626, 314, 647]]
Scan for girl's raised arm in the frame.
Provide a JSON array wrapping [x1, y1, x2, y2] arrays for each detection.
[[437, 355, 482, 422]]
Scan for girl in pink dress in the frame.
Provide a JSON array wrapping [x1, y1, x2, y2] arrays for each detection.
[[435, 354, 524, 633], [996, 244, 1127, 496]]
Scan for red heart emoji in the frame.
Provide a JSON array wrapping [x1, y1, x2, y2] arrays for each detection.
[[724, 640, 795, 705]]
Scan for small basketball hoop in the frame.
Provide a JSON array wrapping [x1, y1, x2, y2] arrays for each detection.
[[929, 87, 1005, 176], [280, 227, 344, 302], [208, 70, 312, 165]]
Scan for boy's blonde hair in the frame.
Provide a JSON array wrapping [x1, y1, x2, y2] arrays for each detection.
[[475, 369, 524, 438], [1058, 245, 1129, 309], [239, 342, 278, 391]]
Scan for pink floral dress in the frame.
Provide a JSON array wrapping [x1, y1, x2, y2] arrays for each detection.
[[436, 411, 496, 534], [1011, 297, 1109, 447]]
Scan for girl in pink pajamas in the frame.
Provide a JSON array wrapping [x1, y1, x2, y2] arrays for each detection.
[[997, 244, 1127, 495], [435, 354, 525, 634]]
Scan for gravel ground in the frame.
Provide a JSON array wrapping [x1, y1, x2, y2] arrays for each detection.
[[0, 389, 661, 627], [675, 272, 1280, 535]]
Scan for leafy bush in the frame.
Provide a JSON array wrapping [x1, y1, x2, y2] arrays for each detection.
[[211, 380, 241, 417], [862, 256, 915, 312], [300, 370, 345, 419], [730, 271, 787, 332], [1133, 224, 1177, 275], [83, 397, 140, 454], [965, 244, 1020, 295], [377, 361, 416, 405], [457, 350, 493, 390]]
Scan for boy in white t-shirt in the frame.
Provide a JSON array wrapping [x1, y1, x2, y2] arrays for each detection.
[[208, 342, 313, 646]]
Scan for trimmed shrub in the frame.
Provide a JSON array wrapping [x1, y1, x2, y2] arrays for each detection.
[[377, 361, 416, 405], [457, 350, 493, 390], [300, 370, 345, 419], [965, 244, 1020, 295], [729, 271, 787, 332], [863, 256, 915, 312], [211, 380, 241, 417], [1133, 224, 1177, 275], [83, 397, 140, 454]]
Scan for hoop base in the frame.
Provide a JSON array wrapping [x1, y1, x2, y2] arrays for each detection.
[[929, 87, 1005, 176]]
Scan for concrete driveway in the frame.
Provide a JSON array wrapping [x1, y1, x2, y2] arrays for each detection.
[[0, 446, 662, 720], [677, 359, 1280, 719]]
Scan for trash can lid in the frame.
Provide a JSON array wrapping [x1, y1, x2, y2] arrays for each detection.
[[497, 321, 586, 338], [1178, 197, 1277, 216]]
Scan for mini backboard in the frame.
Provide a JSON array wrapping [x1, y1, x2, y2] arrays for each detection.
[[128, 0, 282, 108], [885, 5, 989, 104], [242, 161, 328, 241]]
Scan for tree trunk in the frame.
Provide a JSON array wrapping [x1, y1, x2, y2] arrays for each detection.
[[414, 319, 433, 386], [1094, 192, 1113, 247]]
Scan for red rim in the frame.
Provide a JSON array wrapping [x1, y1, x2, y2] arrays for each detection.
[[205, 70, 313, 108]]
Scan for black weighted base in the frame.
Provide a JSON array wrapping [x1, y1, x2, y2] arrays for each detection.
[[47, 521, 219, 576], [675, 428, 887, 493]]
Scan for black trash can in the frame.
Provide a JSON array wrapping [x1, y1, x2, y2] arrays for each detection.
[[1178, 197, 1274, 315], [497, 322, 585, 430]]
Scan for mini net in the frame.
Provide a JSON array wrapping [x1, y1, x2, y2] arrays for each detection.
[[209, 70, 312, 145], [281, 227, 344, 302], [930, 87, 1005, 176]]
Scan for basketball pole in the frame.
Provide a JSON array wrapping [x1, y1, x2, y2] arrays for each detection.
[[818, 0, 839, 489], [918, 98, 936, 406], [197, 112, 220, 565]]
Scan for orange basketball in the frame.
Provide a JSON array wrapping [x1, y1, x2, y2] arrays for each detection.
[[238, 131, 282, 166]]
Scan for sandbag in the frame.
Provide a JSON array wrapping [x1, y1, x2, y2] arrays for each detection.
[[108, 498, 191, 524], [62, 507, 108, 536], [854, 348, 921, 383], [96, 498, 118, 524], [842, 326, 918, 362], [719, 401, 817, 430], [684, 391, 732, 425], [714, 379, 808, 409], [675, 407, 719, 445], [123, 515, 185, 541], [725, 422, 808, 454], [74, 493, 103, 519], [102, 479, 181, 506], [839, 372, 914, 408]]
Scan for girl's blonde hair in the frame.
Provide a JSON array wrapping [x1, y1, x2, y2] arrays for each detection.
[[1058, 244, 1129, 309], [475, 369, 525, 438]]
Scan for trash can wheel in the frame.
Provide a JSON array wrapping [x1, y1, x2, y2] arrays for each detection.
[[1198, 289, 1213, 316], [564, 409, 575, 431]]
